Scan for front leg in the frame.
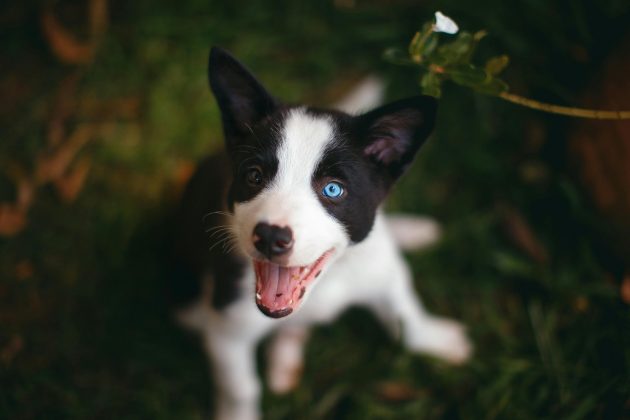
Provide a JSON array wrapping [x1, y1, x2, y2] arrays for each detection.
[[204, 331, 262, 420], [372, 261, 472, 364], [266, 326, 310, 394]]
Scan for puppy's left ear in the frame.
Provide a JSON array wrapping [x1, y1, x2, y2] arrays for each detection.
[[356, 95, 437, 180]]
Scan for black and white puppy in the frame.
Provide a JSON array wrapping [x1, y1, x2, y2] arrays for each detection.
[[171, 47, 471, 420]]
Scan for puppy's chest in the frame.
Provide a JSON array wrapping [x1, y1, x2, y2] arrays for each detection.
[[288, 236, 400, 324]]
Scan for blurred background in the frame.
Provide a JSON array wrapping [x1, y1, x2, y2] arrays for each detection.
[[1, 0, 630, 418]]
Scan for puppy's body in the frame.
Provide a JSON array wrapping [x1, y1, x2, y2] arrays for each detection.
[[171, 48, 471, 420]]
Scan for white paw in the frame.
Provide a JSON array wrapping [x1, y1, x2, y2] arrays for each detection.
[[386, 215, 442, 251], [404, 317, 472, 364], [267, 362, 302, 394], [215, 402, 260, 420], [266, 328, 308, 394]]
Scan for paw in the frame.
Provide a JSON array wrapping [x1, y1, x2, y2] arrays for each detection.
[[215, 401, 260, 420], [266, 328, 308, 394], [267, 362, 303, 394], [386, 215, 442, 251], [404, 317, 472, 365]]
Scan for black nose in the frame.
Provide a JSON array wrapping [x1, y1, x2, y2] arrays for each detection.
[[253, 223, 294, 258]]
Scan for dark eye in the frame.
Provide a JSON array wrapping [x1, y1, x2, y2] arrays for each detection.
[[246, 166, 263, 186], [322, 181, 344, 199]]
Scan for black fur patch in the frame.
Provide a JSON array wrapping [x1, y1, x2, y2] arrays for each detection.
[[307, 98, 437, 243], [169, 154, 246, 310], [208, 48, 277, 151], [209, 47, 293, 209], [308, 110, 386, 242], [225, 108, 287, 208], [356, 96, 437, 179], [170, 48, 437, 312]]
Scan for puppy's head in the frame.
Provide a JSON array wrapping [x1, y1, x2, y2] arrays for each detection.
[[209, 47, 437, 318]]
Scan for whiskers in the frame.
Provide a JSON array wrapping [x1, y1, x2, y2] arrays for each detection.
[[202, 210, 233, 224], [205, 223, 240, 255]]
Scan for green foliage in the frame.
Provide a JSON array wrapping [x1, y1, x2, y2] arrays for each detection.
[[485, 54, 510, 76], [420, 71, 442, 98], [388, 16, 511, 98], [2, 0, 630, 419]]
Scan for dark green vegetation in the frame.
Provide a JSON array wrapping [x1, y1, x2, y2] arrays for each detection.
[[2, 0, 629, 418]]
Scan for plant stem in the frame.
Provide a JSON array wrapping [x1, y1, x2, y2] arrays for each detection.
[[409, 25, 435, 63], [499, 92, 630, 120]]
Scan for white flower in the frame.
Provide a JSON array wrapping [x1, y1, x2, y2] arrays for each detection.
[[434, 11, 459, 34]]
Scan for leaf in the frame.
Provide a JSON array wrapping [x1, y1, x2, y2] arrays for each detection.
[[406, 24, 439, 64], [0, 173, 33, 237], [0, 205, 27, 237], [422, 34, 439, 59], [449, 64, 487, 87], [499, 204, 548, 264], [40, 0, 108, 65], [486, 55, 510, 76], [48, 73, 81, 147], [408, 31, 422, 58], [35, 124, 94, 183], [474, 77, 509, 95], [375, 381, 424, 402], [464, 30, 488, 62], [54, 157, 92, 203], [473, 30, 488, 42], [420, 72, 442, 97], [449, 62, 509, 95], [493, 251, 535, 277], [382, 48, 418, 66], [41, 11, 95, 64], [434, 31, 474, 66]]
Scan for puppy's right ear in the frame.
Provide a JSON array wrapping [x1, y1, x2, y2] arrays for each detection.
[[208, 47, 277, 147]]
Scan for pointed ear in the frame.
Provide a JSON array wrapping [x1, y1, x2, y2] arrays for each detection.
[[356, 95, 438, 179], [208, 47, 277, 146]]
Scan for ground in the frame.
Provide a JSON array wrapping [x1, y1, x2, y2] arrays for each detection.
[[1, 0, 629, 418]]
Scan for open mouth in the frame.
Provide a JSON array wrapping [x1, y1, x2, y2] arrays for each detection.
[[254, 249, 334, 318]]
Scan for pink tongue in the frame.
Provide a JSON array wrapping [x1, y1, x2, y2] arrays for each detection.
[[259, 262, 296, 309]]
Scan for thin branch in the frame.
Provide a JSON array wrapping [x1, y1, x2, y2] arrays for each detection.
[[499, 91, 630, 120]]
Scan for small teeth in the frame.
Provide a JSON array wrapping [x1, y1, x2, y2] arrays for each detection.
[[256, 293, 262, 300], [289, 299, 293, 304]]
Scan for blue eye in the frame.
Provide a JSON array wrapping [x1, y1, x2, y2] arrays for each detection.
[[322, 181, 344, 198]]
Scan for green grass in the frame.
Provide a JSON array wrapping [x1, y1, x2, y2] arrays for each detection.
[[1, 0, 630, 418]]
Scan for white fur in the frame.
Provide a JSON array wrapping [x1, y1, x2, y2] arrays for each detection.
[[181, 213, 471, 420], [232, 109, 349, 267], [266, 326, 309, 394], [386, 214, 442, 251], [180, 99, 471, 420]]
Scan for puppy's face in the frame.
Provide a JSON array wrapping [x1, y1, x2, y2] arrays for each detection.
[[208, 48, 437, 318]]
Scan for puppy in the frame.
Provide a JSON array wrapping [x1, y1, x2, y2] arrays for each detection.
[[170, 47, 471, 420]]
